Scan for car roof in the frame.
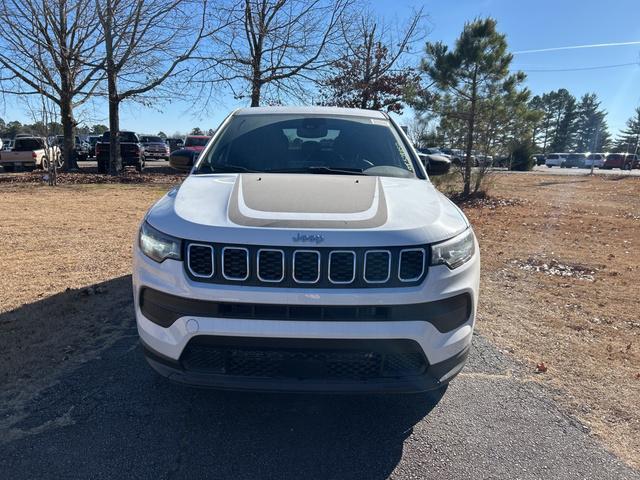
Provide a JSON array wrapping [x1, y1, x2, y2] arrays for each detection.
[[233, 106, 388, 119], [186, 135, 211, 138]]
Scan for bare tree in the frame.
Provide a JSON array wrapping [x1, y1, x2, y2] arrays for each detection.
[[199, 0, 352, 107], [93, 0, 220, 173], [320, 9, 425, 113], [0, 0, 104, 171]]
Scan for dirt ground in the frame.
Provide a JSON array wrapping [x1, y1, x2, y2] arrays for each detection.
[[461, 173, 640, 469], [0, 173, 638, 468]]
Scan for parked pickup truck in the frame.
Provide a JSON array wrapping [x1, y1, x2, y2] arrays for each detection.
[[140, 135, 170, 161], [95, 131, 145, 173], [0, 136, 61, 171]]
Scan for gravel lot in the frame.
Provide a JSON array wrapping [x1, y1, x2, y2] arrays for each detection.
[[0, 174, 639, 478]]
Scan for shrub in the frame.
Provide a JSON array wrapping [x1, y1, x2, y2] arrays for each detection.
[[509, 141, 535, 171]]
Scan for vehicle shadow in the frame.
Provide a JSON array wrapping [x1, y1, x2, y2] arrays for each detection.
[[0, 276, 445, 480]]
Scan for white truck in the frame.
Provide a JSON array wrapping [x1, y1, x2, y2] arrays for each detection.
[[0, 136, 61, 171], [133, 106, 480, 394]]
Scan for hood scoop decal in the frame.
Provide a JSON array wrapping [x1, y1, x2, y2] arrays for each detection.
[[228, 174, 388, 229]]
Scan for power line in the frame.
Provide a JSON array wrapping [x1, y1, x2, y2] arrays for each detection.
[[517, 62, 639, 73], [514, 41, 640, 54]]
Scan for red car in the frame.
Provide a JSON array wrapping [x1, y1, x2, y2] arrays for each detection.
[[183, 135, 211, 155], [603, 153, 639, 170]]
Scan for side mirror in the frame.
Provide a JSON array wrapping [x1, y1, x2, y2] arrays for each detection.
[[169, 149, 196, 172]]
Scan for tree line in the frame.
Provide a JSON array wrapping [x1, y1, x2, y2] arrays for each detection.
[[0, 1, 637, 191], [0, 0, 428, 175]]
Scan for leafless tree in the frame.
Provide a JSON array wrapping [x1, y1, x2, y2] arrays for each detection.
[[198, 0, 353, 107], [0, 0, 104, 171], [93, 0, 223, 173], [320, 8, 425, 113]]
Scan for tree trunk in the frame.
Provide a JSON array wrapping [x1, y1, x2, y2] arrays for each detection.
[[250, 80, 261, 107], [463, 73, 478, 197], [59, 93, 76, 172], [107, 79, 121, 175]]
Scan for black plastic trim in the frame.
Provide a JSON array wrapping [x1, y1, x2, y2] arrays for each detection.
[[139, 287, 471, 332]]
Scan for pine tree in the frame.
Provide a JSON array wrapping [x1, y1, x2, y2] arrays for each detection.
[[615, 107, 640, 154], [574, 93, 610, 152]]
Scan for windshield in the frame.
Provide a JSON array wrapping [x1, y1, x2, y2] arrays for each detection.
[[195, 114, 416, 177], [185, 136, 210, 147], [141, 136, 163, 143]]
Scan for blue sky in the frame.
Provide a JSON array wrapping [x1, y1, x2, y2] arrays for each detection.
[[2, 0, 639, 136]]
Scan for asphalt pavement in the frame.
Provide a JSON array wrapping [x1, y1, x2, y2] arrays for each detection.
[[1, 315, 637, 479]]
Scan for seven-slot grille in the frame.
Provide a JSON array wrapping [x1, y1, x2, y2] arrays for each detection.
[[184, 242, 428, 288]]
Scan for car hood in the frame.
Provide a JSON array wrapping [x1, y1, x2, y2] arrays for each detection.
[[146, 173, 469, 247], [425, 154, 451, 162]]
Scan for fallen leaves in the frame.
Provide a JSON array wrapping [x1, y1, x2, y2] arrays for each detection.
[[535, 362, 548, 373]]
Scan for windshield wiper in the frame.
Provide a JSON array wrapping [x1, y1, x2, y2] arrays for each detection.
[[269, 166, 367, 176], [203, 165, 260, 173]]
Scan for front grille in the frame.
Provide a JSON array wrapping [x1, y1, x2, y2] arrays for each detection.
[[364, 250, 391, 283], [293, 250, 320, 283], [180, 337, 428, 380], [257, 249, 284, 282], [222, 247, 249, 280], [399, 249, 426, 282], [329, 251, 355, 284], [184, 242, 429, 288], [187, 244, 214, 278]]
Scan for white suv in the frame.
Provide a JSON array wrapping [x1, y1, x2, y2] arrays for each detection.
[[133, 107, 480, 394]]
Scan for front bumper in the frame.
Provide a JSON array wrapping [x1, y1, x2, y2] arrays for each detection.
[[133, 240, 480, 392]]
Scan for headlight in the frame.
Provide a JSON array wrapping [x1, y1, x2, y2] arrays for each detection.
[[431, 228, 475, 269], [139, 221, 182, 263]]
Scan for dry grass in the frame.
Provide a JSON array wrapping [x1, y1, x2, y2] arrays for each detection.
[[0, 174, 639, 467], [463, 173, 640, 469]]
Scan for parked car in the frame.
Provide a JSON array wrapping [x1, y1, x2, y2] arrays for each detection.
[[54, 135, 90, 161], [95, 131, 145, 173], [532, 154, 546, 166], [1, 139, 12, 151], [545, 153, 568, 167], [440, 148, 464, 165], [603, 153, 639, 170], [166, 138, 184, 152], [419, 147, 450, 159], [562, 153, 587, 168], [139, 135, 170, 161], [584, 153, 605, 168], [417, 152, 452, 175], [135, 106, 480, 394], [472, 151, 493, 167], [0, 136, 61, 171], [183, 135, 211, 155]]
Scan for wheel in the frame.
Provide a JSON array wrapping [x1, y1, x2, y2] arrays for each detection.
[[41, 157, 49, 171], [136, 158, 145, 172], [547, 165, 552, 168], [623, 163, 631, 171]]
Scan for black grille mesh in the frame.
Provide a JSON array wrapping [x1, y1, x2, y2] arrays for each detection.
[[180, 339, 428, 380], [399, 250, 425, 281], [188, 245, 213, 277], [223, 248, 248, 279], [329, 251, 355, 283], [258, 250, 284, 282], [293, 251, 320, 282], [364, 251, 390, 282]]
